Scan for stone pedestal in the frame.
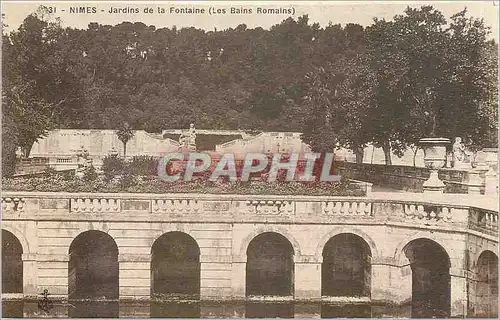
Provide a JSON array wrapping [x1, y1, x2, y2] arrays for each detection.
[[118, 254, 151, 300], [423, 170, 446, 194], [294, 257, 321, 300]]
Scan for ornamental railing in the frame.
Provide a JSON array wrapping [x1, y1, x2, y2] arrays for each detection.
[[2, 191, 497, 239]]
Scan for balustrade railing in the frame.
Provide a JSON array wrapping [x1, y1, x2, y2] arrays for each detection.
[[2, 192, 497, 237]]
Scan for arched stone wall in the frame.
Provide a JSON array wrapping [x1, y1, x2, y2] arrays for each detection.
[[238, 225, 302, 260], [315, 227, 379, 262]]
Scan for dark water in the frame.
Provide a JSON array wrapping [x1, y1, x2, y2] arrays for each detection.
[[2, 300, 395, 318]]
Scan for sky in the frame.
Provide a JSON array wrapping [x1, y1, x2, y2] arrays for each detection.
[[2, 1, 499, 40]]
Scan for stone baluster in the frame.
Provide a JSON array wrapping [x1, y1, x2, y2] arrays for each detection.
[[333, 202, 342, 214], [442, 207, 452, 221], [364, 202, 372, 216], [1, 197, 24, 212], [416, 205, 425, 219]]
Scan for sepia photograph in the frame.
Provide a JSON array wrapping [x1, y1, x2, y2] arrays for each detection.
[[1, 1, 498, 318]]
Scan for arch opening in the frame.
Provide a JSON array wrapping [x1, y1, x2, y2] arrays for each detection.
[[150, 231, 201, 299], [474, 250, 498, 318], [68, 231, 119, 300], [404, 238, 450, 318], [2, 230, 23, 294], [246, 232, 294, 297], [321, 233, 372, 297]]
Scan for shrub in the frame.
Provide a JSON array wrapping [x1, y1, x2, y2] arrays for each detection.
[[83, 166, 98, 182], [102, 155, 126, 180], [129, 156, 158, 176]]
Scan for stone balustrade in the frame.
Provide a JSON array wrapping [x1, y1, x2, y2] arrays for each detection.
[[336, 161, 495, 194], [2, 191, 498, 237]]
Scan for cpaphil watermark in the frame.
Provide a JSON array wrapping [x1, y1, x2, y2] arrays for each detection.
[[157, 152, 341, 182]]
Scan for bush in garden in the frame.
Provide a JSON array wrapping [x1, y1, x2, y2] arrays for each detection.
[[82, 166, 98, 182], [118, 165, 136, 189], [102, 155, 126, 180], [129, 156, 158, 176]]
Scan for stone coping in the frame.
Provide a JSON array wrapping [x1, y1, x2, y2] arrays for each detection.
[[2, 190, 498, 212]]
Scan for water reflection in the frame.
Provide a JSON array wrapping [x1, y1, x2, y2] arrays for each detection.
[[2, 300, 23, 318], [68, 300, 119, 318], [245, 302, 294, 318], [150, 301, 200, 318], [321, 303, 372, 318], [1, 300, 433, 319]]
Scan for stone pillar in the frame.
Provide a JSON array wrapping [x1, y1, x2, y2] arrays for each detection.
[[118, 254, 151, 300], [200, 255, 233, 300], [371, 258, 411, 318], [36, 254, 69, 300], [450, 268, 468, 318], [231, 256, 246, 299], [22, 253, 37, 297], [294, 255, 321, 301]]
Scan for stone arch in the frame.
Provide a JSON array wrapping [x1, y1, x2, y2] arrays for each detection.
[[76, 221, 111, 236], [68, 230, 119, 301], [315, 227, 379, 261], [246, 232, 295, 297], [149, 225, 197, 249], [2, 230, 23, 294], [321, 233, 372, 297], [239, 226, 301, 258], [2, 225, 30, 254], [150, 231, 201, 300], [398, 237, 451, 318], [473, 250, 498, 318], [393, 232, 453, 268]]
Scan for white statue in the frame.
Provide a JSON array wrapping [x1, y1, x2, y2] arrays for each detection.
[[179, 123, 197, 151], [452, 137, 470, 169], [15, 147, 23, 159]]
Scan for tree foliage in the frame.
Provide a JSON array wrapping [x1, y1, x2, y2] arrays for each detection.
[[302, 6, 498, 164], [2, 5, 497, 174]]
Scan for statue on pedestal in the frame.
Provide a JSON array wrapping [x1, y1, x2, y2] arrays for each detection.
[[179, 123, 197, 152], [452, 137, 471, 169], [15, 147, 23, 159], [76, 146, 92, 178]]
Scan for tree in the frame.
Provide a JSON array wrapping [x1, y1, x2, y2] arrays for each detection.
[[116, 122, 134, 157], [365, 6, 498, 162], [2, 7, 83, 159], [301, 25, 373, 163]]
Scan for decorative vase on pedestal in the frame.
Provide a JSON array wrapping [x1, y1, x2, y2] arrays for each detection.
[[419, 138, 450, 193]]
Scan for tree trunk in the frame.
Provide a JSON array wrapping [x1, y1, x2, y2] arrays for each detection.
[[382, 141, 392, 165], [412, 148, 419, 167], [355, 146, 364, 164], [123, 142, 127, 157]]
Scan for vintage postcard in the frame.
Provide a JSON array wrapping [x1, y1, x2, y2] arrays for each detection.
[[1, 1, 498, 319]]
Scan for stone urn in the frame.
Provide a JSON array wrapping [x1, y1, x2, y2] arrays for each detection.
[[419, 137, 450, 193]]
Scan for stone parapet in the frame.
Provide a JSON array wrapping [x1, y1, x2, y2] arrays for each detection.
[[2, 191, 497, 239]]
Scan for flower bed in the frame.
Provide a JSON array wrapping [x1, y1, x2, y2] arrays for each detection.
[[2, 171, 364, 196]]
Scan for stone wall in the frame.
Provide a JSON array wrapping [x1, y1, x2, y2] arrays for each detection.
[[29, 130, 180, 159], [215, 132, 311, 155], [336, 162, 488, 194], [1, 192, 498, 318]]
